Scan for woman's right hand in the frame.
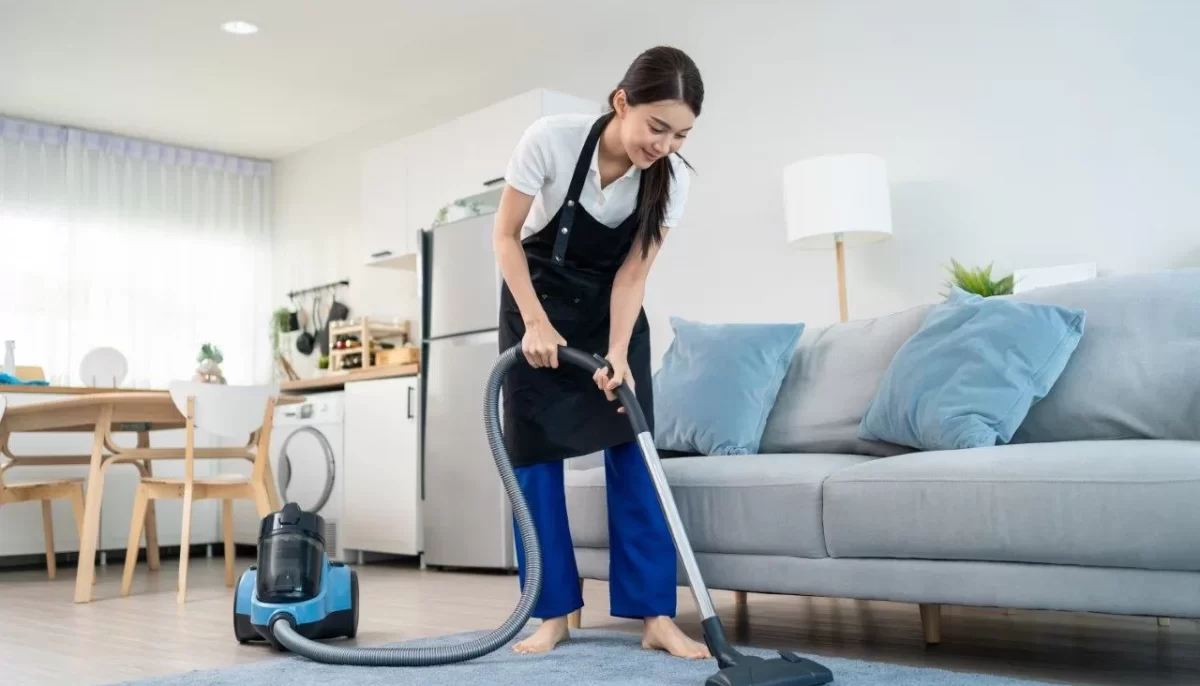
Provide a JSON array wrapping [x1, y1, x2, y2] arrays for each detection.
[[522, 317, 566, 369]]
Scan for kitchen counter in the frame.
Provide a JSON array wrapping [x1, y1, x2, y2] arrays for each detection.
[[280, 363, 419, 394]]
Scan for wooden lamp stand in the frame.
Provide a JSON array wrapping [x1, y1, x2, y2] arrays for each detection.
[[782, 153, 894, 324], [834, 234, 849, 322]]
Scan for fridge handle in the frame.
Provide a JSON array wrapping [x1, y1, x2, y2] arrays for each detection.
[[407, 385, 414, 419]]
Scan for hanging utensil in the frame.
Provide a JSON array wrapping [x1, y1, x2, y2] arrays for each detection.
[[321, 294, 349, 356], [295, 294, 317, 355]]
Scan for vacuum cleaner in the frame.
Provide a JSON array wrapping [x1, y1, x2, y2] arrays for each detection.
[[233, 344, 834, 686]]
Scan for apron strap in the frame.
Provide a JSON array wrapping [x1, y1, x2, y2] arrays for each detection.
[[552, 112, 614, 265]]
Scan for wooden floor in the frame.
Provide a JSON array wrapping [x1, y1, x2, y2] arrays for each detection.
[[2, 553, 1198, 685]]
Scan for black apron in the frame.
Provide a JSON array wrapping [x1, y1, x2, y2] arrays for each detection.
[[499, 111, 655, 468]]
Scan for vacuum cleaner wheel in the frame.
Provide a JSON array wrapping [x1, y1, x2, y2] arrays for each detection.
[[346, 568, 360, 639], [233, 569, 260, 644]]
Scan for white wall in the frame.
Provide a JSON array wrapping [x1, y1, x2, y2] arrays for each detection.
[[272, 121, 418, 377], [274, 0, 1200, 368]]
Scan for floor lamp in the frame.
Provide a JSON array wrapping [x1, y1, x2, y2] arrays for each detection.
[[782, 153, 893, 322]]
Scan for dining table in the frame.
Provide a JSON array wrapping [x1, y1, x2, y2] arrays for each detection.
[[0, 389, 302, 602]]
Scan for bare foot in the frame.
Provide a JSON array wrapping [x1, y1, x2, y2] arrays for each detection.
[[641, 616, 711, 659], [513, 616, 570, 654]]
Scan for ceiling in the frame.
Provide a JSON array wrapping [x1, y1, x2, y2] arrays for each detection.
[[0, 0, 687, 159]]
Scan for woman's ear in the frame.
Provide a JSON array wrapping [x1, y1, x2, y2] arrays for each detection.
[[612, 89, 628, 117]]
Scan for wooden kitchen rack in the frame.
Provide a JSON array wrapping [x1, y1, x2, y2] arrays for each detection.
[[327, 318, 417, 372]]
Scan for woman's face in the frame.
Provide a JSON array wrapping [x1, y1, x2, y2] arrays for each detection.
[[614, 92, 695, 169]]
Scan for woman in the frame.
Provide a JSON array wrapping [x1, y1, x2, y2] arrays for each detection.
[[492, 45, 707, 658]]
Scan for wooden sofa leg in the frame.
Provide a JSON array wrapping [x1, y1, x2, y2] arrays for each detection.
[[734, 591, 747, 606], [920, 604, 942, 644], [567, 578, 583, 628], [1158, 617, 1171, 627]]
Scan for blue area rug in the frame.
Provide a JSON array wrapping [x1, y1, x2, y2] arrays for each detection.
[[105, 628, 1056, 685]]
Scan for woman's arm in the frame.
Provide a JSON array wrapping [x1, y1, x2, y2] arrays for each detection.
[[493, 184, 565, 368], [596, 229, 668, 402], [493, 185, 543, 323], [608, 231, 666, 358]]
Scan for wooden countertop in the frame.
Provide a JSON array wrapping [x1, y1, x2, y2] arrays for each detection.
[[0, 384, 160, 395], [0, 363, 417, 397], [280, 363, 419, 393]]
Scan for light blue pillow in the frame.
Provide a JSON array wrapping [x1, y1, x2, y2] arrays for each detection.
[[653, 317, 804, 455], [858, 288, 1086, 451]]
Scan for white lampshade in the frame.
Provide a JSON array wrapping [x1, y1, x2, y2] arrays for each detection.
[[782, 153, 893, 249]]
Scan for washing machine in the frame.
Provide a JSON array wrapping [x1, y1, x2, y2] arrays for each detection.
[[234, 391, 346, 561]]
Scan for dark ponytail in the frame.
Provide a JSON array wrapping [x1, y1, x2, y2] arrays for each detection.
[[607, 46, 704, 259]]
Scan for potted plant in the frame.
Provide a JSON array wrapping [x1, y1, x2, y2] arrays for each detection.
[[943, 259, 1015, 299], [271, 307, 292, 356], [194, 343, 226, 384]]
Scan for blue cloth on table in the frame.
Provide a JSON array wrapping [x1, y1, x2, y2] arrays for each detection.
[[0, 372, 49, 386]]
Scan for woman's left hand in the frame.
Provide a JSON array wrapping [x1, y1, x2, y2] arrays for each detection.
[[594, 353, 634, 413]]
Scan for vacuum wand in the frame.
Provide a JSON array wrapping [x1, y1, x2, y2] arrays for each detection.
[[555, 347, 834, 686], [554, 350, 722, 637]]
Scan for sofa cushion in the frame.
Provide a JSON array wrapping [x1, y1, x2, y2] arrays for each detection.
[[1008, 269, 1200, 443], [858, 287, 1086, 451], [761, 304, 932, 457], [565, 453, 874, 558], [652, 317, 805, 456], [823, 440, 1200, 571]]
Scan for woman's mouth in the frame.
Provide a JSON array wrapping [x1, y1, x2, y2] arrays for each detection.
[[641, 148, 660, 163]]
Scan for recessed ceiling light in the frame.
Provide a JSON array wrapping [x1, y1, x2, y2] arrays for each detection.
[[221, 20, 259, 35]]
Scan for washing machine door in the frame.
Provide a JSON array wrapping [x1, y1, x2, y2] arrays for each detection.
[[276, 426, 336, 514]]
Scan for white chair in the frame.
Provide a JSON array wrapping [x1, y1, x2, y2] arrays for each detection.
[[0, 397, 88, 581], [121, 381, 279, 603]]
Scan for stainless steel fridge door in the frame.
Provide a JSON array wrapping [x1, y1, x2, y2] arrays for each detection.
[[422, 329, 515, 570], [427, 213, 503, 340]]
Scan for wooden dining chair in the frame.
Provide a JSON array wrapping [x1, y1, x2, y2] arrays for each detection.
[[121, 381, 279, 604], [0, 397, 88, 580]]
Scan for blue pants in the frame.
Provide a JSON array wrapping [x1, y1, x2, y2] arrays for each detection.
[[513, 440, 677, 620]]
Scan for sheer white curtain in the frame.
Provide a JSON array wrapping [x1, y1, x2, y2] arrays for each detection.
[[0, 116, 274, 387]]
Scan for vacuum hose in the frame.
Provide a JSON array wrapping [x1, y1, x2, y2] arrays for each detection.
[[271, 344, 616, 666]]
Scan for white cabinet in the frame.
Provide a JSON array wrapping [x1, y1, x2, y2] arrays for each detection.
[[341, 375, 421, 556], [361, 137, 413, 266], [360, 87, 601, 270], [454, 92, 541, 196], [404, 122, 459, 247]]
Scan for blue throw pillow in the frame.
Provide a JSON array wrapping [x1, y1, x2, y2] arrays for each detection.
[[858, 287, 1086, 451], [653, 317, 804, 455]]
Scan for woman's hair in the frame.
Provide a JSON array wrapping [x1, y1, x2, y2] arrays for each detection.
[[607, 46, 703, 259]]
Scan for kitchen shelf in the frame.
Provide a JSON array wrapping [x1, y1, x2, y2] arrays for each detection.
[[327, 318, 413, 372]]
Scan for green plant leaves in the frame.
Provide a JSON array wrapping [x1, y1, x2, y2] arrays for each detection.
[[197, 342, 224, 364], [943, 259, 1015, 299]]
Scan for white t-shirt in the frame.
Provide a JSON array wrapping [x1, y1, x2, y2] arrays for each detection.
[[504, 113, 691, 239]]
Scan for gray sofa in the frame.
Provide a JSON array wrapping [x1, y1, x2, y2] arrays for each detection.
[[564, 269, 1200, 641]]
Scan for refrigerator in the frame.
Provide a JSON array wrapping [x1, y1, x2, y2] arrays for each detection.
[[417, 211, 516, 570]]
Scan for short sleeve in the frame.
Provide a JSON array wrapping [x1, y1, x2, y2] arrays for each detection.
[[504, 117, 552, 196], [663, 156, 692, 228]]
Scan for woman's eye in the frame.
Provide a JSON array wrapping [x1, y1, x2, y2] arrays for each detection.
[[650, 125, 665, 134]]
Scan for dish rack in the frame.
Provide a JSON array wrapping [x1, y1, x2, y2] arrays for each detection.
[[326, 318, 418, 372]]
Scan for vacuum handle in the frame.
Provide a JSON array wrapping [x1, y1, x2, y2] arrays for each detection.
[[553, 345, 650, 435]]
